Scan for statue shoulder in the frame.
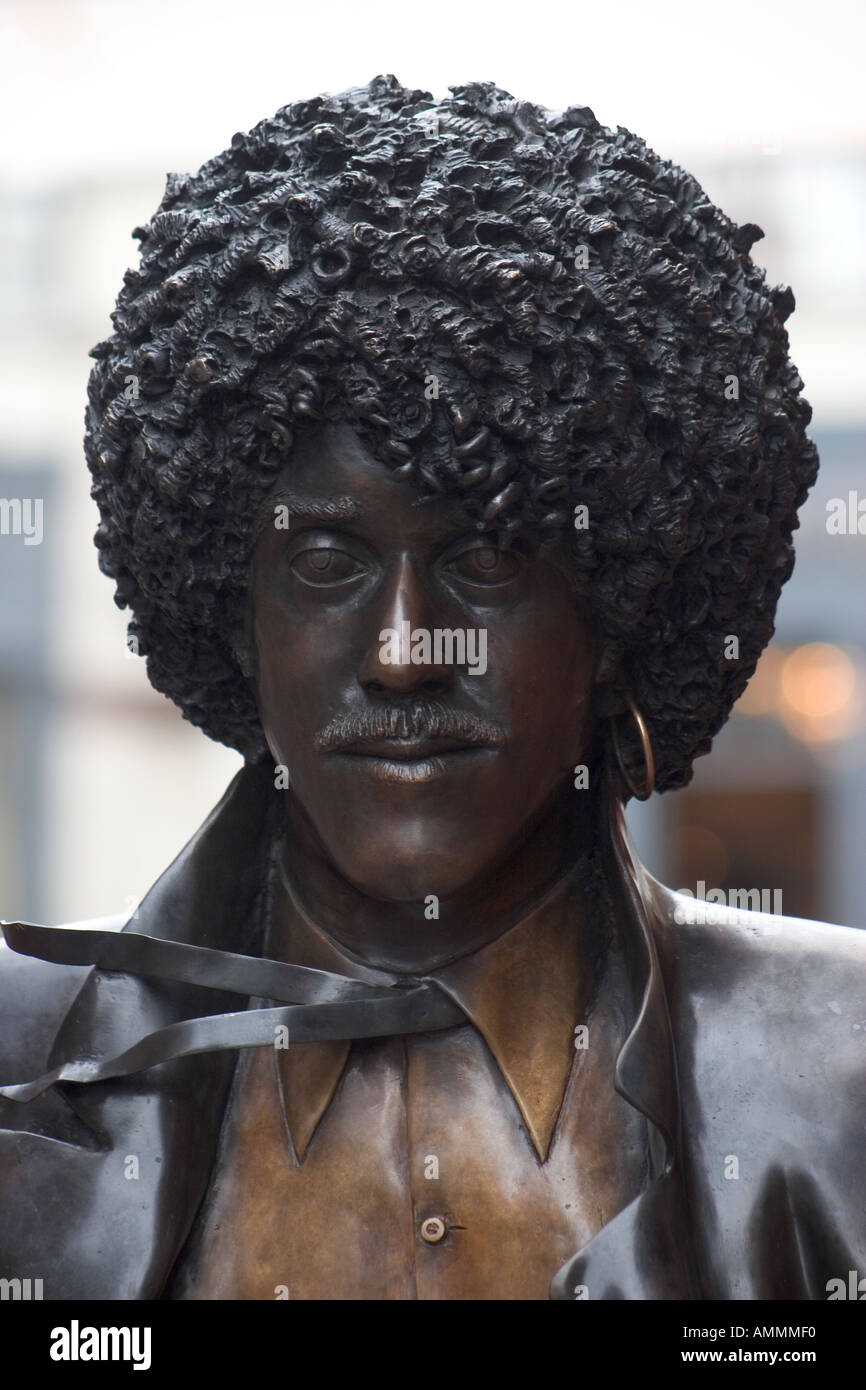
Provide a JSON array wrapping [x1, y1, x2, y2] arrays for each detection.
[[0, 914, 126, 1076], [648, 876, 866, 1045], [652, 877, 866, 958]]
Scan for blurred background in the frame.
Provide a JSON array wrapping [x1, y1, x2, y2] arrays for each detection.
[[0, 0, 863, 927]]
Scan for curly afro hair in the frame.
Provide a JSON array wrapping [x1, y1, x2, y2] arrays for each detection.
[[84, 74, 818, 792]]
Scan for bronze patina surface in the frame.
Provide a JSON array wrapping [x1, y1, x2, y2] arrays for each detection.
[[1, 77, 861, 1301]]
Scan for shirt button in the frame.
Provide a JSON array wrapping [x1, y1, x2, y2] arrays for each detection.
[[420, 1216, 447, 1244]]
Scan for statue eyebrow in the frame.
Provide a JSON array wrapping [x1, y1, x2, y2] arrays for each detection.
[[258, 491, 362, 528]]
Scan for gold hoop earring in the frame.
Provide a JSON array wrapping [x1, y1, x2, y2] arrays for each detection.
[[610, 694, 655, 801]]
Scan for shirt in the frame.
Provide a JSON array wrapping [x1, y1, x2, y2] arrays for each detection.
[[167, 834, 649, 1300]]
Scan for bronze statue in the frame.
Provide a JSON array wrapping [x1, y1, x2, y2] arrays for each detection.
[[1, 76, 863, 1301]]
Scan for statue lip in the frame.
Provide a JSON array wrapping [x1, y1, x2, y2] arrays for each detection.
[[335, 735, 495, 761]]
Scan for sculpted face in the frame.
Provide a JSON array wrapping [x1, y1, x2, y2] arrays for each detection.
[[251, 421, 598, 905]]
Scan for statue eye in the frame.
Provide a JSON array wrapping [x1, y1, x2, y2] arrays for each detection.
[[289, 547, 364, 586], [447, 544, 522, 585]]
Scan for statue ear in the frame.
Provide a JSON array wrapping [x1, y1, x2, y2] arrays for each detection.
[[231, 622, 259, 679], [594, 683, 621, 719], [231, 583, 259, 681], [592, 641, 627, 718], [230, 612, 258, 681], [234, 640, 257, 681]]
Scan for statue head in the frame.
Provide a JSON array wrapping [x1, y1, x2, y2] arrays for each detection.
[[84, 76, 818, 900]]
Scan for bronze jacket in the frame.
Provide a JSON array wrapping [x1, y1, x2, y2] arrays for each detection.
[[1, 761, 864, 1300]]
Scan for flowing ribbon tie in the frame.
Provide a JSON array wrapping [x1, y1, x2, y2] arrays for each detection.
[[0, 922, 466, 1103]]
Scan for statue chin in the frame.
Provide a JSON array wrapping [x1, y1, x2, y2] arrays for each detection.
[[321, 830, 490, 906]]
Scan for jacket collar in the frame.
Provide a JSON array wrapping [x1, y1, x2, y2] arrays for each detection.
[[548, 770, 694, 1298], [0, 762, 275, 1299], [604, 788, 679, 1177]]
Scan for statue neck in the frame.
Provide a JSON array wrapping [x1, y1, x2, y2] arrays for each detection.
[[273, 781, 601, 975]]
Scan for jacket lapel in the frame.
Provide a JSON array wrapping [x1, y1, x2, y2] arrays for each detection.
[[550, 1167, 696, 1299], [0, 762, 272, 1299], [550, 778, 699, 1300]]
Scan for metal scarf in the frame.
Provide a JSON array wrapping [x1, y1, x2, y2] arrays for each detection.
[[0, 921, 465, 1103]]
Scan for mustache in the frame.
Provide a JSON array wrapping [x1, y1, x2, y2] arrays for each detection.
[[314, 701, 506, 752]]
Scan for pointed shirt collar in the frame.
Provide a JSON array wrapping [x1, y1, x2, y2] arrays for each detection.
[[267, 838, 597, 1164]]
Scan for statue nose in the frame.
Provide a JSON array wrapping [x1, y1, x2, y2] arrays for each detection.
[[357, 557, 455, 696]]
